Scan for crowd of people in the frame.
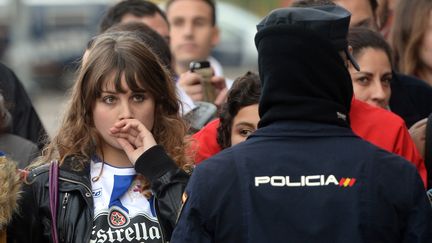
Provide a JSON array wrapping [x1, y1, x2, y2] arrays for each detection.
[[1, 0, 432, 242]]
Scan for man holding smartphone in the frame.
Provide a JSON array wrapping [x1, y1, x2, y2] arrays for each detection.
[[166, 0, 228, 107]]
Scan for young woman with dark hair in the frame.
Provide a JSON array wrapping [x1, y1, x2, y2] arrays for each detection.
[[9, 32, 192, 242], [192, 71, 261, 162], [217, 72, 261, 149], [348, 27, 393, 109]]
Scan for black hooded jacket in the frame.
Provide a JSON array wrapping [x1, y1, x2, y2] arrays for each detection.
[[255, 26, 353, 128]]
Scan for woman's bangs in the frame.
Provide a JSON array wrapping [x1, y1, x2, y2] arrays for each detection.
[[124, 68, 147, 92]]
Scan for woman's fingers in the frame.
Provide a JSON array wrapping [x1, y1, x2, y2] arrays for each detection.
[[111, 132, 143, 148], [110, 125, 139, 138], [110, 119, 158, 165], [116, 137, 134, 154], [112, 119, 151, 134], [116, 137, 141, 164], [110, 118, 157, 151]]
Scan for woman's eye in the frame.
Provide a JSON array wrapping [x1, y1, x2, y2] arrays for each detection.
[[102, 95, 116, 104], [132, 94, 146, 102], [239, 129, 254, 137], [356, 76, 369, 85], [382, 76, 392, 86]]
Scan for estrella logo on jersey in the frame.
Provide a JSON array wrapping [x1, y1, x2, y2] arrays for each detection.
[[254, 175, 357, 188], [108, 207, 130, 228]]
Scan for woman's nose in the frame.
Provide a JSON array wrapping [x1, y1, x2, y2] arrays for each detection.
[[371, 81, 388, 108], [119, 102, 133, 120]]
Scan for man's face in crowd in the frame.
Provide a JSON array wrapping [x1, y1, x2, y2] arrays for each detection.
[[167, 0, 219, 66], [333, 0, 378, 30]]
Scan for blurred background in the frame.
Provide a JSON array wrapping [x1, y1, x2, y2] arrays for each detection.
[[0, 0, 290, 135]]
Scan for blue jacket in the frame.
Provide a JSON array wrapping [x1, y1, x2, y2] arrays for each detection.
[[172, 121, 432, 243]]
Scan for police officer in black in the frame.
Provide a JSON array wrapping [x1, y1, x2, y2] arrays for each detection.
[[172, 5, 432, 243]]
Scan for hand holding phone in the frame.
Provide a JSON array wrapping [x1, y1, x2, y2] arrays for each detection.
[[189, 61, 216, 103]]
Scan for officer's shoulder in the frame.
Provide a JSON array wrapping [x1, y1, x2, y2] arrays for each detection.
[[194, 149, 237, 178], [372, 148, 419, 180]]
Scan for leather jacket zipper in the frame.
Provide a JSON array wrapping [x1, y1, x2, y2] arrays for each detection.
[[59, 192, 70, 242], [58, 177, 93, 242]]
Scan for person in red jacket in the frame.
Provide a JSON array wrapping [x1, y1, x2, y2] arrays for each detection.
[[193, 86, 427, 187], [191, 71, 260, 162]]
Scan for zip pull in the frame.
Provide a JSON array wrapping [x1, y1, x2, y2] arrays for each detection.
[[60, 192, 70, 242], [62, 192, 70, 208]]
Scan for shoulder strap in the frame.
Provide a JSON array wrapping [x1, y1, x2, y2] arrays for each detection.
[[49, 160, 59, 243]]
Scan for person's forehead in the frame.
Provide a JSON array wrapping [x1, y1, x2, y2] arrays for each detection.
[[333, 0, 373, 12], [167, 0, 212, 20], [121, 13, 168, 28], [101, 71, 124, 88], [333, 0, 374, 22]]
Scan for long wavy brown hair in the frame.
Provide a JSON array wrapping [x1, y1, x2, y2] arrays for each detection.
[[32, 32, 191, 174], [390, 0, 432, 80]]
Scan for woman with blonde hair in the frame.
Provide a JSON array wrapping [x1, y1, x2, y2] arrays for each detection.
[[8, 32, 191, 242], [391, 0, 432, 85]]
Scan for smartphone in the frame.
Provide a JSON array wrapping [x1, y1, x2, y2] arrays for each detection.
[[189, 61, 216, 103]]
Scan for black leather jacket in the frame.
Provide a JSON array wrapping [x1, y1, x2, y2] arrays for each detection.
[[8, 145, 189, 243]]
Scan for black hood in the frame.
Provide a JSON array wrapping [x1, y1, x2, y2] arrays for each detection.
[[255, 25, 353, 128]]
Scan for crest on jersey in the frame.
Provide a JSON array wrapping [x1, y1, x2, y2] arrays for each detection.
[[108, 206, 130, 228]]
